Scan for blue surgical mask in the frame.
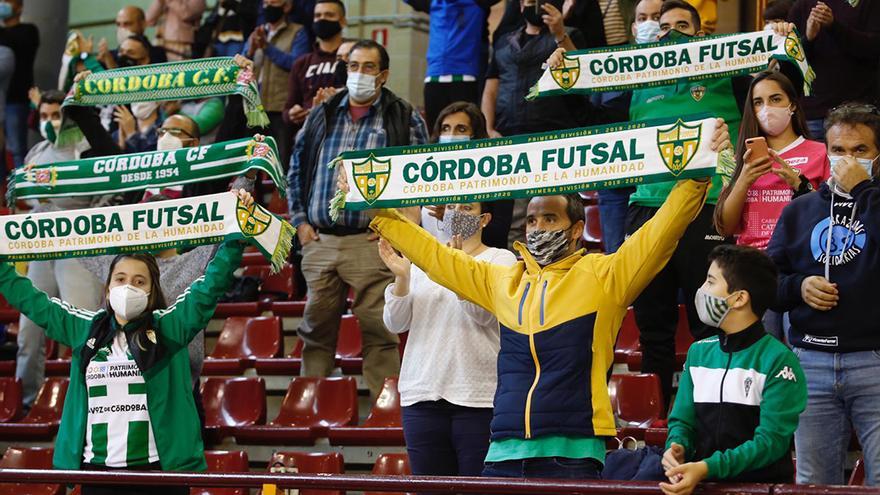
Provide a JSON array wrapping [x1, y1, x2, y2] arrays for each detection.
[[0, 2, 12, 21], [635, 20, 660, 44], [438, 134, 470, 144], [829, 154, 878, 177]]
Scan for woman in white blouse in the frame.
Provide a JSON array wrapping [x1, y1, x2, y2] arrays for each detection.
[[380, 198, 516, 479]]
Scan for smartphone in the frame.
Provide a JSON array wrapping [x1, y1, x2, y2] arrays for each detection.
[[745, 137, 769, 162], [538, 0, 564, 15]]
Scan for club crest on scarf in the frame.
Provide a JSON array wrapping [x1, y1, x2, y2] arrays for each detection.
[[352, 154, 391, 205], [25, 166, 57, 186], [551, 54, 581, 91], [236, 200, 272, 237], [784, 32, 805, 62], [657, 119, 702, 176], [690, 84, 706, 102]]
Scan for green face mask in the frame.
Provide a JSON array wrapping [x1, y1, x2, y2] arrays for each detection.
[[660, 29, 693, 42]]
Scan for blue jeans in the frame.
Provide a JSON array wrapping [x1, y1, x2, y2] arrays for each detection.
[[793, 347, 880, 486], [597, 187, 634, 253], [402, 400, 493, 478], [806, 118, 826, 143], [482, 457, 602, 479], [4, 102, 28, 170]]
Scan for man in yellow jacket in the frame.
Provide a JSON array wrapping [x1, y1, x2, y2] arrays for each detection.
[[344, 123, 726, 479]]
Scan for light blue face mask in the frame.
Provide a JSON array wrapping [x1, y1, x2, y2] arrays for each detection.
[[635, 20, 660, 44], [829, 154, 878, 177], [0, 3, 12, 21], [438, 134, 470, 144]]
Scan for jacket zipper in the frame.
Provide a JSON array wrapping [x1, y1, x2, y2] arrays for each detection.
[[717, 336, 733, 448], [524, 277, 547, 438]]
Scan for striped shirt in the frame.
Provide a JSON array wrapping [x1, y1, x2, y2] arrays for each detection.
[[601, 0, 628, 46]]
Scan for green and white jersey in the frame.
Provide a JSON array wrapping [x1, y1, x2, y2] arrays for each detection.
[[83, 332, 158, 467]]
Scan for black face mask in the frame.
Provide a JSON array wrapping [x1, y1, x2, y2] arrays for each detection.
[[117, 55, 138, 68], [264, 5, 285, 23], [522, 5, 543, 27], [333, 59, 347, 87], [313, 19, 342, 40]]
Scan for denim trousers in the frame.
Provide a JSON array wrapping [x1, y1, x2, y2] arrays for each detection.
[[793, 347, 880, 486], [482, 457, 602, 479], [402, 400, 493, 478]]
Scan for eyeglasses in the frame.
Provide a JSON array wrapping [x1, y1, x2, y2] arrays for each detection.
[[347, 61, 380, 74], [158, 127, 195, 140], [830, 103, 880, 115]]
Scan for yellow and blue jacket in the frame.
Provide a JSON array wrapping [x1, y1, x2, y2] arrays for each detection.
[[370, 180, 708, 440]]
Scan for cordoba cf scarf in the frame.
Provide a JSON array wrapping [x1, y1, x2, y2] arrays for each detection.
[[330, 115, 718, 217], [58, 57, 269, 145], [528, 29, 814, 99], [9, 136, 286, 202], [0, 192, 294, 272]]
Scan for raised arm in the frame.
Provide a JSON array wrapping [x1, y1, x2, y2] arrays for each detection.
[[591, 179, 709, 307], [0, 263, 97, 347], [155, 241, 243, 348], [370, 210, 510, 314]]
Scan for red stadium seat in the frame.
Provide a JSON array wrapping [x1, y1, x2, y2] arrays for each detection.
[[202, 377, 267, 445], [850, 456, 865, 485], [0, 377, 68, 440], [260, 264, 295, 302], [234, 377, 358, 445], [203, 317, 282, 375], [614, 308, 640, 365], [624, 304, 692, 371], [267, 451, 345, 495], [45, 343, 71, 377], [270, 300, 307, 317], [0, 447, 62, 495], [329, 377, 404, 446], [609, 373, 664, 428], [0, 377, 22, 423], [241, 251, 269, 267], [242, 265, 271, 281], [336, 315, 363, 373], [365, 453, 414, 495], [213, 302, 263, 318], [582, 205, 603, 249], [191, 450, 250, 495], [0, 295, 19, 323]]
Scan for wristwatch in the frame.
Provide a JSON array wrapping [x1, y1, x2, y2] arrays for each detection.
[[795, 174, 814, 194]]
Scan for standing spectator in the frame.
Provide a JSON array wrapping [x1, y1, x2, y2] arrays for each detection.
[[283, 0, 346, 129], [600, 0, 632, 47], [493, 0, 606, 49], [380, 200, 516, 479], [684, 0, 716, 32], [96, 6, 168, 69], [767, 104, 880, 486], [15, 90, 103, 409], [661, 245, 806, 494], [482, 0, 592, 248], [245, 0, 302, 168], [763, 0, 794, 25], [146, 0, 207, 60], [788, 0, 880, 141], [594, 0, 662, 253], [287, 40, 428, 398], [196, 0, 259, 58], [0, 45, 12, 183], [0, 0, 38, 170], [405, 0, 499, 129]]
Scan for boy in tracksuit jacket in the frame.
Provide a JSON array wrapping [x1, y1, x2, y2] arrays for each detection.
[[660, 245, 807, 495]]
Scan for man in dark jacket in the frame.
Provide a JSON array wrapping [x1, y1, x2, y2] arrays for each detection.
[[287, 39, 428, 398], [767, 103, 880, 486]]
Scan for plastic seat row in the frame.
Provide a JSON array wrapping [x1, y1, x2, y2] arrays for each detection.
[[0, 446, 412, 495], [614, 305, 694, 371]]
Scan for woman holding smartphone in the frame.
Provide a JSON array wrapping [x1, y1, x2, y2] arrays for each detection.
[[714, 70, 829, 249]]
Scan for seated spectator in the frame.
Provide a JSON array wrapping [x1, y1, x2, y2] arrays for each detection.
[[660, 245, 806, 495], [0, 189, 254, 495], [787, 0, 880, 140], [113, 99, 161, 154], [162, 97, 225, 145], [381, 201, 516, 479], [767, 103, 880, 486], [714, 71, 829, 340], [244, 0, 303, 167], [146, 0, 208, 60], [96, 5, 167, 69], [405, 0, 499, 128], [283, 0, 347, 128], [0, 0, 39, 169]]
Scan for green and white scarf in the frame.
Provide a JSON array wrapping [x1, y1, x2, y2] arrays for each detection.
[[58, 57, 269, 146], [9, 136, 286, 202], [528, 29, 815, 99], [0, 192, 294, 272], [330, 115, 718, 216]]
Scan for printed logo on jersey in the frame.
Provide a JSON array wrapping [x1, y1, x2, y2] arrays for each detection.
[[809, 213, 866, 265]]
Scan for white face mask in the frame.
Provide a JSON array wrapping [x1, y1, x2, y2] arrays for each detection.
[[39, 118, 62, 144], [346, 72, 379, 103], [157, 132, 184, 151], [108, 284, 149, 321], [130, 101, 158, 121], [635, 20, 660, 44], [438, 134, 471, 144], [116, 27, 135, 46]]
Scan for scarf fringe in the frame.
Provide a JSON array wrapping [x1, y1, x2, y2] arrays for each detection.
[[269, 220, 295, 273], [244, 105, 270, 129]]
